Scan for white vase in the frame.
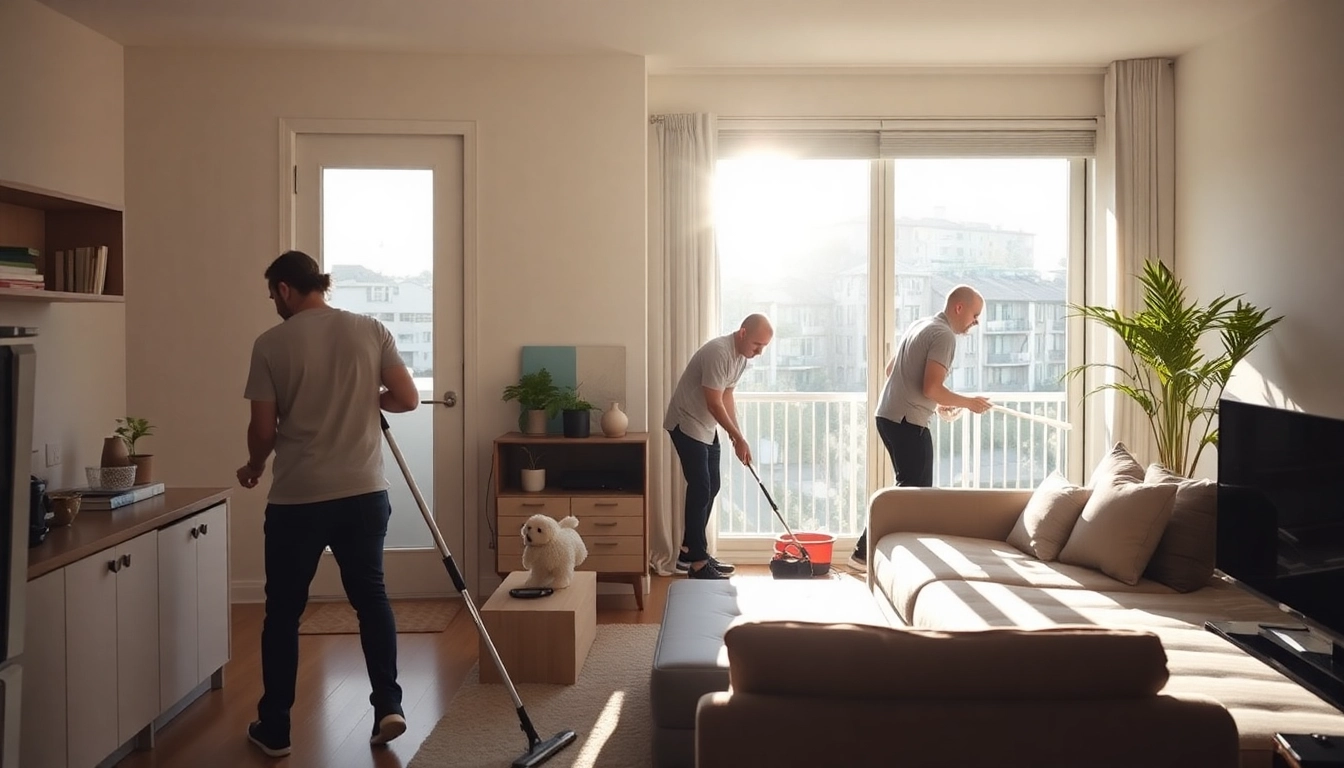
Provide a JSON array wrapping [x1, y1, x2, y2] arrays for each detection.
[[521, 468, 546, 493], [600, 402, 628, 438], [524, 409, 549, 435]]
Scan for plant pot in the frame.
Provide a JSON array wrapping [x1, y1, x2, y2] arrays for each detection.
[[524, 409, 549, 436], [520, 468, 546, 493], [562, 409, 590, 439], [130, 454, 154, 484]]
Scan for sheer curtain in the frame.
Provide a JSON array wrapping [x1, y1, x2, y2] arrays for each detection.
[[1088, 58, 1176, 470], [647, 113, 719, 575]]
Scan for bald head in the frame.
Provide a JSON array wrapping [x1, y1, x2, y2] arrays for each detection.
[[944, 285, 984, 334], [735, 314, 774, 358]]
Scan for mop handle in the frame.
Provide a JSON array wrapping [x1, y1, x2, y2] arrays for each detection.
[[747, 462, 808, 557], [989, 404, 1074, 431], [379, 414, 532, 716]]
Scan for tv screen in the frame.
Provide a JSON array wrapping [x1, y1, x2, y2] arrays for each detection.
[[1216, 398, 1344, 645]]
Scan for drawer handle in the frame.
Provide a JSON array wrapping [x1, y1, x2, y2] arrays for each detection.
[[120, 554, 132, 568], [594, 541, 619, 547], [200, 523, 209, 535], [107, 559, 121, 573], [592, 521, 618, 527], [593, 502, 618, 507], [521, 502, 545, 507], [191, 526, 201, 539]]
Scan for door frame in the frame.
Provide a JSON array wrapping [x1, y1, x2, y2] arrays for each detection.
[[277, 117, 481, 593]]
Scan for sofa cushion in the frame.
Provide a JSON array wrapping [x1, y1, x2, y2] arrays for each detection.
[[1089, 441, 1145, 487], [1142, 463, 1217, 592], [908, 579, 1344, 766], [1006, 471, 1092, 561], [1057, 473, 1178, 585], [724, 620, 1170, 699], [872, 532, 1175, 623]]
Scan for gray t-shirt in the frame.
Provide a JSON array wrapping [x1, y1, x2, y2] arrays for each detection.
[[875, 311, 957, 428], [663, 333, 748, 445], [243, 307, 404, 504]]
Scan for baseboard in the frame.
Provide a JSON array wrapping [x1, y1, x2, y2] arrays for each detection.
[[232, 579, 266, 603]]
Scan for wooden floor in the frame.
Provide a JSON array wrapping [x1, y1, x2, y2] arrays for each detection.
[[115, 575, 677, 768]]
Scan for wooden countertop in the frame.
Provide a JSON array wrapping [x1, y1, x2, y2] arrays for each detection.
[[27, 486, 232, 580]]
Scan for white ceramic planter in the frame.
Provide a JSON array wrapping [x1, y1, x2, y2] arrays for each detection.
[[520, 468, 546, 492]]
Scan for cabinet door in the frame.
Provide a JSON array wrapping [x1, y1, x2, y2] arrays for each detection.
[[21, 570, 65, 768], [65, 550, 119, 768], [116, 533, 160, 744], [196, 503, 231, 680], [158, 514, 199, 709]]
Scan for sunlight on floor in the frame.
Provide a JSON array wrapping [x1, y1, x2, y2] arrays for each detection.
[[573, 690, 625, 764]]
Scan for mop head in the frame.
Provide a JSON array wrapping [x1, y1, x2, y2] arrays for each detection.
[[512, 729, 578, 768]]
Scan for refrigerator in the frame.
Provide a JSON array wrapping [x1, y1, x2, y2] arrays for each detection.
[[0, 340, 36, 768]]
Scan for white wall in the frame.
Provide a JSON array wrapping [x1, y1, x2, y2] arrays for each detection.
[[0, 0, 126, 488], [124, 48, 647, 592], [1176, 0, 1344, 423]]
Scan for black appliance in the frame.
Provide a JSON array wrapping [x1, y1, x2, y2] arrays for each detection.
[[27, 476, 47, 548], [0, 342, 36, 768]]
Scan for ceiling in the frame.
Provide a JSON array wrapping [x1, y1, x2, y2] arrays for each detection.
[[38, 0, 1283, 73]]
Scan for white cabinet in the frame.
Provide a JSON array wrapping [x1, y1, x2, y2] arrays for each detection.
[[20, 570, 65, 768], [64, 531, 159, 768], [159, 502, 230, 708]]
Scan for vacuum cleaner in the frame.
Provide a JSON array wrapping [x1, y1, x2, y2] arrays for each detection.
[[381, 414, 577, 767], [747, 462, 815, 579]]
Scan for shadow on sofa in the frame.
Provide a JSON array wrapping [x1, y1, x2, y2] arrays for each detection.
[[696, 620, 1240, 768]]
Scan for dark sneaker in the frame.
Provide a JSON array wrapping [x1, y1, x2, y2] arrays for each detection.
[[247, 720, 291, 757], [687, 562, 729, 580], [371, 713, 407, 746], [677, 554, 735, 574], [847, 550, 868, 573]]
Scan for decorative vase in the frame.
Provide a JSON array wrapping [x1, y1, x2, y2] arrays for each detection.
[[100, 436, 131, 468], [524, 409, 548, 436], [130, 454, 154, 484], [520, 468, 546, 493], [601, 402, 628, 438]]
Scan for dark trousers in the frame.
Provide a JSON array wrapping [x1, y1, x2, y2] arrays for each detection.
[[668, 426, 721, 562], [258, 490, 402, 730], [856, 416, 934, 555]]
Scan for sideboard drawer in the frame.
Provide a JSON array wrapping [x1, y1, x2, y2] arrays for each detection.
[[498, 497, 570, 518], [570, 497, 642, 518]]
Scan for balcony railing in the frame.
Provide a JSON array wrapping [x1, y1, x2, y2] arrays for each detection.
[[716, 391, 1070, 538]]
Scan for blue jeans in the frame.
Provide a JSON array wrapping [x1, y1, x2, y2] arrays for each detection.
[[668, 426, 721, 562], [258, 490, 402, 730], [855, 417, 934, 555]]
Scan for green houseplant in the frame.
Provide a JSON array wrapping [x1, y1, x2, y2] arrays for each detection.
[[555, 386, 596, 439], [502, 368, 562, 435], [1065, 260, 1283, 477], [115, 416, 157, 484]]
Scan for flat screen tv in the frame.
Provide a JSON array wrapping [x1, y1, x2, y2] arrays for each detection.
[[1214, 397, 1344, 707]]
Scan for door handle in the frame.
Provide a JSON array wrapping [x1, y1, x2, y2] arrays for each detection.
[[421, 391, 458, 407]]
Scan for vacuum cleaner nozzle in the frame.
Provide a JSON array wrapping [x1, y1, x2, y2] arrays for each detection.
[[512, 730, 579, 768]]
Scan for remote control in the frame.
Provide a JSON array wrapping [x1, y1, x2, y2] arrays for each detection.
[[509, 587, 554, 599]]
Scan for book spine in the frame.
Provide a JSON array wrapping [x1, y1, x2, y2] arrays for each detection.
[[84, 483, 166, 509]]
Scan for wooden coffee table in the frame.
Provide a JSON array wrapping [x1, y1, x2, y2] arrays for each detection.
[[478, 571, 597, 685]]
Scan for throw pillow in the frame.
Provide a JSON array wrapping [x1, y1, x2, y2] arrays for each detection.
[[1006, 472, 1093, 561], [1058, 473, 1179, 585], [1088, 441, 1145, 488], [1141, 463, 1217, 592]]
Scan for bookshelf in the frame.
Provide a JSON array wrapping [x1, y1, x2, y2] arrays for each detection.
[[0, 179, 125, 303]]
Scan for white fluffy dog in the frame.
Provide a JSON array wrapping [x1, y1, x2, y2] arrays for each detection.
[[520, 514, 588, 589]]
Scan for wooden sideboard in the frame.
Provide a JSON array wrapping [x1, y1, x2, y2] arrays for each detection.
[[492, 432, 648, 609], [21, 487, 231, 768]]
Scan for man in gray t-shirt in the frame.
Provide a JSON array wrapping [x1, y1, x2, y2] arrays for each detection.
[[238, 251, 421, 757], [850, 285, 993, 571], [665, 314, 774, 578]]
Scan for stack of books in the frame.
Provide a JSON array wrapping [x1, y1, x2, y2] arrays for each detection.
[[77, 482, 166, 510], [0, 246, 45, 291]]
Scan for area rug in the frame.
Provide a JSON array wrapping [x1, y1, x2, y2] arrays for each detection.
[[409, 623, 659, 768], [298, 598, 463, 634]]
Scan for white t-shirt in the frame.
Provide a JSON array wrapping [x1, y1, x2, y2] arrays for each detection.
[[875, 312, 957, 428], [243, 307, 404, 504], [662, 333, 748, 445]]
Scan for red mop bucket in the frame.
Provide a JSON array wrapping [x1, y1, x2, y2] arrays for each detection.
[[773, 532, 835, 576]]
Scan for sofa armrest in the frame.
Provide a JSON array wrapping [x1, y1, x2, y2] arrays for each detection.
[[867, 487, 1031, 560]]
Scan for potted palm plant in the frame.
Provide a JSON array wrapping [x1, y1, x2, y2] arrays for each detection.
[[115, 416, 157, 483], [555, 386, 596, 439], [502, 368, 562, 435], [1065, 260, 1283, 477]]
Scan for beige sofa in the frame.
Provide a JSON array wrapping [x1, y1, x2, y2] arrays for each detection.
[[697, 482, 1344, 768]]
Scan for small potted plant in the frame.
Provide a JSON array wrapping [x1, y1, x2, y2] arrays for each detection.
[[502, 368, 562, 435], [115, 416, 156, 484], [555, 386, 596, 439], [519, 446, 545, 492]]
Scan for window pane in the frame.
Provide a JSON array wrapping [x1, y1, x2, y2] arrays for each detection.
[[715, 158, 871, 539], [892, 159, 1071, 489]]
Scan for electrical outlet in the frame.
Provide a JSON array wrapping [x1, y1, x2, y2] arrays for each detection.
[[45, 443, 62, 467]]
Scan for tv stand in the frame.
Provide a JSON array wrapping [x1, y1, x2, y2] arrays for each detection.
[[1207, 621, 1344, 713]]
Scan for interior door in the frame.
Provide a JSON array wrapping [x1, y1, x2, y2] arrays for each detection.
[[294, 132, 465, 597]]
